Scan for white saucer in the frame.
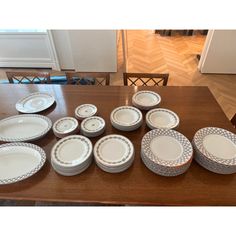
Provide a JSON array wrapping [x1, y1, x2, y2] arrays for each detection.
[[75, 104, 97, 120], [132, 90, 161, 110], [146, 108, 180, 130], [16, 92, 55, 113], [53, 117, 79, 138]]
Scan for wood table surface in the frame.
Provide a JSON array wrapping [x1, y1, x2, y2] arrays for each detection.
[[0, 84, 235, 206]]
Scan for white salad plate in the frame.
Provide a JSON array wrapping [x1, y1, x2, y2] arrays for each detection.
[[80, 116, 105, 138], [94, 134, 134, 173], [0, 142, 46, 185], [51, 135, 93, 176], [53, 117, 79, 138], [0, 114, 52, 142], [146, 108, 180, 130], [16, 92, 55, 113], [141, 129, 193, 176], [110, 106, 143, 131], [75, 104, 97, 120], [132, 90, 161, 110], [193, 127, 236, 174]]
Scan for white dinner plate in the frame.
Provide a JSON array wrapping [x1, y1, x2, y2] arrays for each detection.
[[53, 117, 79, 138], [0, 143, 46, 185], [146, 108, 180, 130], [193, 127, 236, 166], [110, 106, 143, 131], [0, 114, 52, 142], [141, 129, 193, 167], [16, 92, 55, 113], [75, 104, 97, 120], [132, 90, 161, 110], [51, 135, 93, 168], [94, 134, 134, 167]]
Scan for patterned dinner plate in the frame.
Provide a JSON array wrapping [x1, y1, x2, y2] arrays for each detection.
[[16, 92, 55, 113], [0, 143, 46, 185], [193, 127, 236, 172], [146, 108, 180, 130], [94, 134, 134, 168]]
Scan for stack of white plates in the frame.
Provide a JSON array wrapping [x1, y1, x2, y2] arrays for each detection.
[[193, 127, 236, 174], [94, 134, 134, 173], [146, 108, 180, 130], [132, 90, 161, 110], [75, 104, 97, 120], [51, 135, 93, 176], [80, 116, 105, 138], [53, 117, 79, 138], [141, 129, 193, 176], [110, 106, 143, 131]]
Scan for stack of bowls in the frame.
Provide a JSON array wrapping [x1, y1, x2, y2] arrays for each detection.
[[193, 127, 236, 174], [94, 134, 135, 173], [51, 135, 93, 176], [141, 129, 193, 176]]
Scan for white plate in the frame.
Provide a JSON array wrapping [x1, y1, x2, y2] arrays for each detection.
[[146, 108, 180, 130], [94, 134, 134, 168], [0, 143, 46, 185], [193, 127, 236, 166], [51, 135, 93, 168], [75, 104, 97, 120], [142, 129, 193, 167], [16, 92, 55, 113], [80, 116, 105, 137], [132, 90, 161, 110], [110, 106, 143, 131], [0, 114, 52, 142], [53, 117, 79, 138]]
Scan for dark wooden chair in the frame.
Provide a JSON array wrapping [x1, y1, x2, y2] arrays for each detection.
[[231, 113, 236, 128], [65, 72, 110, 85], [6, 71, 51, 84], [123, 73, 169, 86]]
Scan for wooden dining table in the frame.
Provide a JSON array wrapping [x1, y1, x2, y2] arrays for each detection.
[[0, 84, 235, 206]]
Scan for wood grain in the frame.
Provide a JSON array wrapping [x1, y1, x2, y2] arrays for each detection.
[[0, 84, 235, 205]]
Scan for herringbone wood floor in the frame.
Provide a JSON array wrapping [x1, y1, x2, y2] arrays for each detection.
[[0, 30, 235, 120]]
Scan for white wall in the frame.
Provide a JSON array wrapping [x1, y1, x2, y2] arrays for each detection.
[[0, 31, 59, 69], [52, 30, 117, 72], [199, 30, 236, 74]]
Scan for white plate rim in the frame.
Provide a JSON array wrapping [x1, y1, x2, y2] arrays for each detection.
[[146, 108, 180, 129], [0, 142, 46, 185], [132, 90, 161, 108], [0, 114, 52, 142], [94, 134, 134, 166], [193, 127, 236, 165], [80, 116, 105, 133], [141, 128, 193, 167], [53, 117, 79, 135], [110, 106, 142, 127], [51, 135, 93, 167], [15, 92, 55, 113], [75, 104, 97, 119]]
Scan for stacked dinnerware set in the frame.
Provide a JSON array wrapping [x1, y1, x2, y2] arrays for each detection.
[[0, 89, 236, 185]]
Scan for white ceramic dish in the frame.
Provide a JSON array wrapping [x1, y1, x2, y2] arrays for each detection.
[[193, 127, 236, 174], [75, 104, 97, 120], [16, 92, 55, 113], [146, 108, 180, 130], [0, 143, 46, 185], [51, 135, 93, 169], [53, 117, 79, 138], [80, 116, 105, 138], [0, 114, 52, 142], [132, 90, 161, 110], [110, 106, 143, 131], [141, 129, 193, 176], [94, 134, 134, 173]]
